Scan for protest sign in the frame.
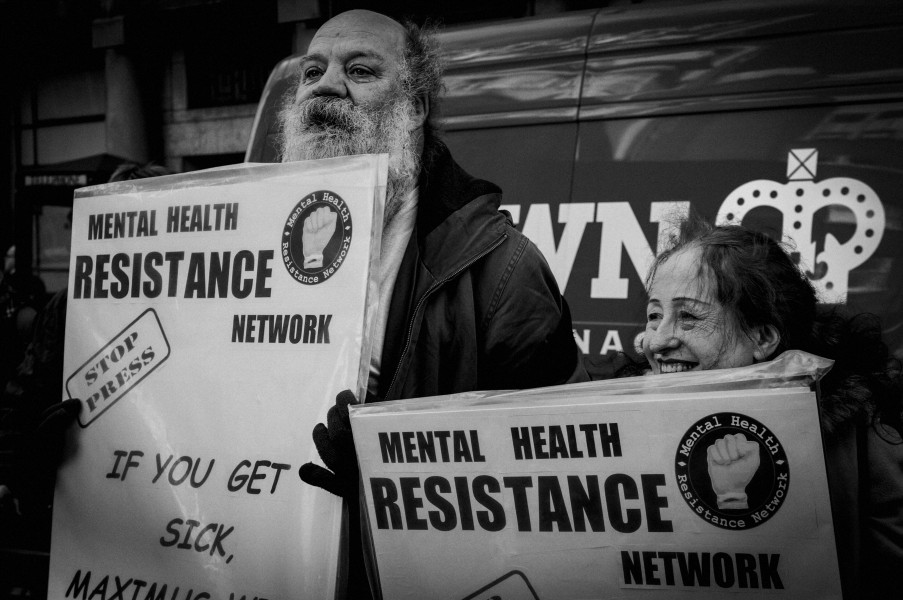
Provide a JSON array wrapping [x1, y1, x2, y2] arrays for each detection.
[[351, 356, 841, 599], [48, 155, 387, 600]]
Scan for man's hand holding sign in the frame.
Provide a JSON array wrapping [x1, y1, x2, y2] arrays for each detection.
[[299, 390, 360, 500]]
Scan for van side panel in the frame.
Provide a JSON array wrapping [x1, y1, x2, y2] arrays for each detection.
[[438, 11, 592, 130], [442, 2, 903, 358], [444, 124, 578, 228]]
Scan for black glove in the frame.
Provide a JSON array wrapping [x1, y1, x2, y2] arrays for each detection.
[[35, 398, 81, 470], [298, 390, 359, 499]]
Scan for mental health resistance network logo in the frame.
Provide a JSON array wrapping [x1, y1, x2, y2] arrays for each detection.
[[674, 413, 789, 530], [282, 190, 353, 285]]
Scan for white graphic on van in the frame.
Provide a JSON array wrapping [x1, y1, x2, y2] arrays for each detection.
[[716, 149, 885, 302]]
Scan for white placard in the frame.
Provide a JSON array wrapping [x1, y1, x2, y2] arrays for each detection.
[[49, 155, 387, 600], [352, 365, 841, 600]]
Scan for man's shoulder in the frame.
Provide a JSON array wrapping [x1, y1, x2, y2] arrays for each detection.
[[468, 212, 554, 290], [494, 216, 548, 264]]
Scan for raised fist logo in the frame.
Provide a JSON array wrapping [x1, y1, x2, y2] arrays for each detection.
[[282, 191, 353, 285], [676, 413, 788, 529], [302, 206, 337, 269], [717, 148, 885, 302], [706, 433, 760, 510]]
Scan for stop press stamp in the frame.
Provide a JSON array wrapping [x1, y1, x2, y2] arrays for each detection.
[[66, 308, 171, 428]]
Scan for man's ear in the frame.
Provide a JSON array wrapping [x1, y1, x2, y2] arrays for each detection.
[[752, 325, 781, 362], [409, 93, 429, 131]]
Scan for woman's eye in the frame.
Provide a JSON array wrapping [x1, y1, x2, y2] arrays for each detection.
[[646, 311, 662, 323], [678, 311, 702, 330]]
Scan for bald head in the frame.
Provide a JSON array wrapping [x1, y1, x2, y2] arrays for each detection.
[[312, 10, 408, 59]]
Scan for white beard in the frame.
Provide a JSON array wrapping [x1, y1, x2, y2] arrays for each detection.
[[278, 93, 421, 224]]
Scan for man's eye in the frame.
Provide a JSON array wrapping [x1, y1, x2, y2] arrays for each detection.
[[303, 67, 323, 81], [348, 66, 373, 77]]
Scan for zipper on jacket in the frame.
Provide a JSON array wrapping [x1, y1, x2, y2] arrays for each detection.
[[383, 234, 507, 399]]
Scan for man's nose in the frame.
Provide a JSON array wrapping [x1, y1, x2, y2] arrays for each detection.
[[311, 67, 348, 99], [646, 324, 679, 353]]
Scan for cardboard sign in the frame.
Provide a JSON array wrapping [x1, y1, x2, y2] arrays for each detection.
[[351, 359, 841, 599], [49, 155, 387, 600]]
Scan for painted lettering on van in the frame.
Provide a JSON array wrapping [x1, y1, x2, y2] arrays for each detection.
[[502, 201, 690, 298], [574, 328, 623, 354], [717, 149, 886, 303], [506, 152, 888, 306]]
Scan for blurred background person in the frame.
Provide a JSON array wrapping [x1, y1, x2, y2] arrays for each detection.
[[0, 162, 175, 597], [1, 245, 46, 393]]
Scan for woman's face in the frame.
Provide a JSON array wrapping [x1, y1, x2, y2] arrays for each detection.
[[643, 246, 761, 374]]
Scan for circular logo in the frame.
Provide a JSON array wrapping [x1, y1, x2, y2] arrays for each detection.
[[674, 412, 789, 530], [282, 190, 353, 285]]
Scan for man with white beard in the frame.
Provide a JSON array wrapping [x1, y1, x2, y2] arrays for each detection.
[[282, 10, 586, 597]]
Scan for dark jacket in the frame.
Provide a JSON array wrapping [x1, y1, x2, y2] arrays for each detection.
[[824, 420, 903, 600], [0, 288, 67, 551], [354, 144, 586, 600], [374, 143, 587, 402]]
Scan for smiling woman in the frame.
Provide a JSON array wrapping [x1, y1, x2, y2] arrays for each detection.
[[643, 245, 779, 374], [624, 217, 903, 600]]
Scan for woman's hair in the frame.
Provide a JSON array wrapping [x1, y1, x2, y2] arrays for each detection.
[[648, 218, 817, 359], [645, 217, 902, 437]]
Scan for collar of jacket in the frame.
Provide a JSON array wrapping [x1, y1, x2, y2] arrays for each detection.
[[413, 141, 508, 278]]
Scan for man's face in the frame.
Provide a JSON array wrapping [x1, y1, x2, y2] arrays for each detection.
[[279, 10, 423, 174], [298, 10, 407, 111]]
